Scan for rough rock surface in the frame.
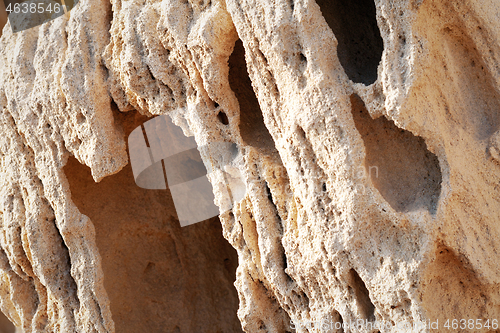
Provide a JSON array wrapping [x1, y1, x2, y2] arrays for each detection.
[[0, 0, 499, 332]]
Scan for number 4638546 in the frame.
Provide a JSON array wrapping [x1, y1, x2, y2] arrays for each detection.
[[444, 319, 498, 330], [6, 2, 62, 14]]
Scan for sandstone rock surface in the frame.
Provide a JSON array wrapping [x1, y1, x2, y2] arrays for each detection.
[[0, 0, 499, 332]]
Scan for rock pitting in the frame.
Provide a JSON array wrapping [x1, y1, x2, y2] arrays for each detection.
[[0, 0, 499, 332]]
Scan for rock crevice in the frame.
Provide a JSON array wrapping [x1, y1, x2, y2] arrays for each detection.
[[0, 0, 499, 332]]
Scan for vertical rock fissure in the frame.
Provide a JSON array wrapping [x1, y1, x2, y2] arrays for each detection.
[[348, 269, 375, 322], [229, 39, 276, 151]]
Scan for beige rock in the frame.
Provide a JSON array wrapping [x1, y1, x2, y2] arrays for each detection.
[[0, 0, 499, 332]]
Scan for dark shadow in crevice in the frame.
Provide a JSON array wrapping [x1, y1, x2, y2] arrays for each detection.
[[315, 0, 384, 85], [64, 108, 243, 333], [350, 94, 442, 214], [229, 39, 276, 152], [217, 111, 229, 125], [348, 269, 375, 322], [332, 310, 344, 333]]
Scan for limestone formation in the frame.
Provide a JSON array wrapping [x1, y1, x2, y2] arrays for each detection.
[[0, 0, 499, 332]]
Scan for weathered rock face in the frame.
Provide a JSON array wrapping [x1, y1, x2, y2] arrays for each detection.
[[0, 0, 499, 332]]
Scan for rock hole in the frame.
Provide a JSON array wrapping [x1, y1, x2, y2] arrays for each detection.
[[348, 269, 375, 321], [315, 0, 384, 84], [217, 111, 229, 125], [333, 310, 344, 333], [283, 253, 293, 282], [350, 94, 442, 214], [64, 110, 243, 333], [229, 39, 275, 151], [265, 182, 274, 203], [76, 112, 86, 125], [265, 182, 283, 231]]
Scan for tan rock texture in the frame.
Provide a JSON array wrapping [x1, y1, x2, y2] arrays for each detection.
[[0, 0, 499, 332]]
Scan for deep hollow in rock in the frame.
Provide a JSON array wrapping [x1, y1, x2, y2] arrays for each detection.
[[347, 269, 375, 322], [218, 111, 229, 125], [315, 0, 384, 85], [63, 110, 242, 333], [350, 94, 442, 214], [331, 310, 344, 333], [229, 39, 275, 151]]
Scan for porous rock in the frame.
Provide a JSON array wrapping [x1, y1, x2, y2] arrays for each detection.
[[0, 0, 499, 332]]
